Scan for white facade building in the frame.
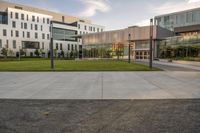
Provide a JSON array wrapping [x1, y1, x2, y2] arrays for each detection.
[[0, 7, 52, 57], [0, 1, 105, 57]]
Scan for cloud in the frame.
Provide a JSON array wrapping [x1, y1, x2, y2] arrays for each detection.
[[135, 19, 150, 26], [150, 0, 200, 15], [188, 0, 200, 3], [79, 0, 111, 17]]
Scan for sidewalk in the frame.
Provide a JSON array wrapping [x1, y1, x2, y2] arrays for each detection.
[[0, 72, 200, 99]]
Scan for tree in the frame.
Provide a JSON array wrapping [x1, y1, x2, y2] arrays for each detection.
[[20, 49, 26, 56], [34, 49, 40, 57], [60, 50, 65, 58], [7, 49, 14, 57], [54, 49, 58, 58], [1, 48, 8, 58]]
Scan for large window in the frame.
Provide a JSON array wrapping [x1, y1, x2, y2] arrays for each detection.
[[32, 16, 35, 22], [24, 23, 27, 29], [3, 29, 7, 36], [21, 14, 24, 20], [13, 40, 16, 49], [22, 41, 40, 49], [35, 33, 38, 39], [53, 28, 77, 42], [15, 31, 19, 37], [35, 24, 38, 30], [0, 12, 8, 24], [12, 21, 16, 28], [135, 41, 149, 49], [15, 13, 18, 19], [42, 33, 45, 39], [27, 32, 30, 38]]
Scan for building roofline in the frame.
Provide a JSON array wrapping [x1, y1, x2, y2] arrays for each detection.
[[155, 7, 200, 18], [0, 0, 91, 23]]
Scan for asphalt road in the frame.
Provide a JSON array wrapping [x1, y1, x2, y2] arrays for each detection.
[[0, 99, 200, 133]]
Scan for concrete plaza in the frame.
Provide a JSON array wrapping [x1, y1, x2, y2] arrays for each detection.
[[0, 71, 200, 99]]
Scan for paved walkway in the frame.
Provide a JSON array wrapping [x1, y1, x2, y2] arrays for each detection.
[[136, 60, 200, 71], [0, 72, 200, 99]]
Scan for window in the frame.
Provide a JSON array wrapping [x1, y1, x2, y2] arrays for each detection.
[[42, 33, 45, 39], [15, 30, 19, 37], [0, 39, 2, 48], [41, 25, 43, 31], [37, 16, 39, 22], [68, 44, 70, 50], [24, 23, 27, 29], [27, 32, 30, 38], [56, 43, 58, 50], [42, 42, 44, 49], [60, 43, 62, 50], [21, 14, 24, 20], [93, 27, 95, 32], [31, 24, 33, 30], [78, 24, 80, 29], [3, 29, 7, 36], [43, 18, 45, 23], [11, 30, 13, 37], [23, 31, 25, 38], [35, 24, 38, 30], [6, 40, 9, 48], [32, 15, 35, 22], [62, 16, 65, 22], [21, 22, 23, 29], [13, 40, 16, 49], [84, 25, 87, 30], [47, 34, 50, 40], [10, 12, 13, 19], [71, 44, 74, 51], [26, 14, 28, 21], [35, 33, 38, 39], [101, 29, 103, 32], [12, 21, 16, 28], [47, 18, 50, 24], [80, 31, 82, 34], [15, 13, 18, 19], [75, 45, 77, 51], [97, 28, 99, 32]]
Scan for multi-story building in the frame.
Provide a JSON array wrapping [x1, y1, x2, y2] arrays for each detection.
[[155, 8, 200, 59], [154, 7, 200, 31], [0, 1, 105, 57], [82, 26, 173, 60]]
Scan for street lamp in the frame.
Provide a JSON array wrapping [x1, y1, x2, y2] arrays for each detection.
[[128, 33, 131, 63], [19, 46, 21, 61], [50, 21, 54, 69], [149, 18, 153, 69]]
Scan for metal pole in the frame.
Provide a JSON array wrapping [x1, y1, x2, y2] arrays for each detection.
[[128, 34, 131, 63], [19, 46, 21, 61], [149, 19, 153, 69], [50, 21, 54, 69]]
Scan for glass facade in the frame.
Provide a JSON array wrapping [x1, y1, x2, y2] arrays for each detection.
[[0, 12, 8, 24], [53, 28, 77, 42], [155, 9, 200, 31], [22, 41, 40, 49], [83, 43, 127, 59], [159, 33, 200, 59]]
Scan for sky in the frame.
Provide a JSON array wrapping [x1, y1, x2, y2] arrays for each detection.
[[2, 0, 200, 30]]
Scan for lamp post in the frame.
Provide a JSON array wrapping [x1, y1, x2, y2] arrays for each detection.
[[149, 18, 153, 69], [19, 46, 21, 61], [50, 21, 54, 69], [128, 33, 131, 63]]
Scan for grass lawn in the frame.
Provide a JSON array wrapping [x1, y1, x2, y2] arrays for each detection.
[[0, 58, 160, 71]]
